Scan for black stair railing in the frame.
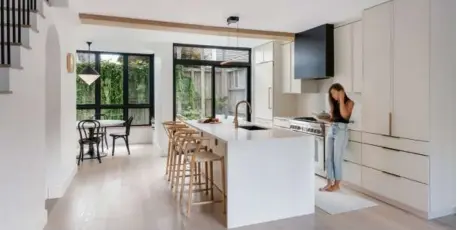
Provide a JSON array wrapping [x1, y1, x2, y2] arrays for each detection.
[[0, 0, 37, 65]]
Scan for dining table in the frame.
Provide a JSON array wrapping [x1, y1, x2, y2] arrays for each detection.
[[76, 119, 125, 160]]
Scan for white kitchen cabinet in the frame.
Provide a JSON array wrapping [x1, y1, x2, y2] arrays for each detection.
[[352, 21, 363, 93], [392, 0, 430, 141], [254, 42, 274, 64], [362, 2, 393, 136], [254, 62, 273, 120], [281, 42, 301, 94], [342, 160, 362, 186], [333, 24, 353, 92]]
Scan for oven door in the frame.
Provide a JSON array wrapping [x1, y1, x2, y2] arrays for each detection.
[[314, 135, 326, 177]]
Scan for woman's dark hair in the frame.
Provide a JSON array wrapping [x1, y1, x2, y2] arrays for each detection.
[[328, 83, 349, 110]]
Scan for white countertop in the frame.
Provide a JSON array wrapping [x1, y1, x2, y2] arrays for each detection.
[[185, 120, 310, 142]]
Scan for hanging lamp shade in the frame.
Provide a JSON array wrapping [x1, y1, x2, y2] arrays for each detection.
[[78, 41, 100, 85]]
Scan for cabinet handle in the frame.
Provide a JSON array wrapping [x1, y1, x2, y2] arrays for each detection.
[[381, 146, 401, 152], [268, 87, 272, 109], [381, 170, 401, 178], [388, 112, 392, 136]]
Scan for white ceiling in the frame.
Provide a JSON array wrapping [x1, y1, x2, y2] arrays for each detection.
[[72, 0, 388, 33], [76, 25, 271, 51]]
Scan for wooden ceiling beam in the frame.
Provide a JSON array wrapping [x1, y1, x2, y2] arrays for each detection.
[[79, 13, 295, 41]]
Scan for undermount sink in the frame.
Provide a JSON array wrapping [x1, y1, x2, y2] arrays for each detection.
[[238, 125, 269, 131]]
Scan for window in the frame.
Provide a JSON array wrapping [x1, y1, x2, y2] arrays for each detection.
[[76, 51, 154, 125], [173, 44, 251, 122]]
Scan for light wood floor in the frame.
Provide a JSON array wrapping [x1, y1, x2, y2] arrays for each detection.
[[45, 145, 455, 230]]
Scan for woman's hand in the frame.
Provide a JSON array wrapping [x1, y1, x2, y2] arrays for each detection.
[[338, 90, 345, 102]]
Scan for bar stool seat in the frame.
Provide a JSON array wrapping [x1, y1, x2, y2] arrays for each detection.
[[192, 151, 222, 162]]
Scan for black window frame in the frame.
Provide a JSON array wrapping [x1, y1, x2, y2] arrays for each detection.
[[172, 43, 252, 121], [76, 50, 155, 126]]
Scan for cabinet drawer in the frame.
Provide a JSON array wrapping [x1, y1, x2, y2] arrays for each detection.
[[362, 166, 428, 211], [343, 160, 361, 186], [362, 132, 428, 155], [349, 130, 362, 142], [273, 117, 290, 129], [362, 144, 429, 184], [255, 117, 273, 128], [345, 141, 361, 164]]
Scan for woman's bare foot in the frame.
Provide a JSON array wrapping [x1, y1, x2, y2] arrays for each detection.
[[327, 184, 340, 192], [319, 183, 333, 191]]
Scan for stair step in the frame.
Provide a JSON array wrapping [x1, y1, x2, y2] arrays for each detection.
[[2, 7, 45, 19], [4, 23, 38, 32], [2, 25, 34, 47]]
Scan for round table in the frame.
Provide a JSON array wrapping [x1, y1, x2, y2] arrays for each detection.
[[76, 120, 125, 160]]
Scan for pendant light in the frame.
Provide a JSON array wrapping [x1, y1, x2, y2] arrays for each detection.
[[221, 16, 242, 66], [78, 41, 100, 85]]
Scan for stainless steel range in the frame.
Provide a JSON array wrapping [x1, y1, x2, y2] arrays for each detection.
[[289, 117, 327, 177]]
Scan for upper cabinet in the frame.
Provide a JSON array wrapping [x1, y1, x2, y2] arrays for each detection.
[[333, 21, 363, 93], [255, 42, 274, 64], [352, 21, 363, 93], [281, 42, 301, 94], [391, 0, 430, 141], [362, 2, 393, 136], [333, 24, 353, 92]]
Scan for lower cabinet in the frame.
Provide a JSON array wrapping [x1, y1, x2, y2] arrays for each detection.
[[361, 166, 428, 212], [342, 160, 362, 186]]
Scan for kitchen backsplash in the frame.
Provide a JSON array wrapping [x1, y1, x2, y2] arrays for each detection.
[[297, 92, 362, 131]]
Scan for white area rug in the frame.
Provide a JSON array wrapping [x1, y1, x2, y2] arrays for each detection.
[[315, 178, 378, 215]]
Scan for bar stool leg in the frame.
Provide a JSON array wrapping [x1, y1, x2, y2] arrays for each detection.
[[197, 162, 202, 190], [204, 162, 209, 195], [221, 157, 226, 214], [187, 159, 196, 216], [172, 151, 183, 191], [165, 140, 172, 175], [168, 142, 177, 182], [210, 161, 214, 201]]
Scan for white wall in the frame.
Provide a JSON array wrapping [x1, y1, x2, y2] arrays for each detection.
[[428, 0, 456, 218]]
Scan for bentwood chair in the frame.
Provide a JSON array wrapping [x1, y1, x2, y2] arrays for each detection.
[[92, 114, 109, 151], [77, 120, 103, 165], [110, 116, 134, 156]]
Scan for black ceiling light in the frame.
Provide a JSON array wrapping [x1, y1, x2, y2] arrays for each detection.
[[78, 41, 100, 85], [221, 15, 245, 65]]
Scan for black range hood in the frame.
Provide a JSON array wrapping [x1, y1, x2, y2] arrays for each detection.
[[294, 24, 334, 79]]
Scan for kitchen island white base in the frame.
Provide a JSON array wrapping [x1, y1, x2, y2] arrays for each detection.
[[225, 137, 315, 228]]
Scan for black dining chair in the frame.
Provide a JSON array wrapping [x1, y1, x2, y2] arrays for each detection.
[[77, 120, 103, 165], [110, 116, 134, 156], [92, 114, 109, 151]]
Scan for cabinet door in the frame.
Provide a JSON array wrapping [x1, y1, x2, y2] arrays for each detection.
[[289, 42, 302, 93], [362, 2, 393, 135], [352, 21, 363, 93], [392, 0, 430, 141], [254, 63, 273, 119], [333, 24, 353, 92], [281, 43, 291, 93], [254, 46, 264, 64], [263, 42, 274, 62]]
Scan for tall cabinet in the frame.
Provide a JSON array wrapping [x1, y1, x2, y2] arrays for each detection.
[[362, 2, 393, 136], [253, 41, 297, 126]]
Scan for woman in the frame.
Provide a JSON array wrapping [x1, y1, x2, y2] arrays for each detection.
[[319, 83, 354, 192]]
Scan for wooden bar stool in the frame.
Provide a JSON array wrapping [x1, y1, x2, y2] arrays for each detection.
[[170, 128, 203, 192], [163, 121, 187, 180], [178, 136, 226, 216]]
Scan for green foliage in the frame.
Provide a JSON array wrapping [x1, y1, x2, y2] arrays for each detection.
[[76, 57, 150, 120], [175, 65, 201, 120]]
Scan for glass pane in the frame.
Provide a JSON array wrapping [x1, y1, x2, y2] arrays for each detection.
[[128, 108, 150, 125], [76, 109, 95, 121], [174, 46, 249, 62], [100, 54, 123, 105], [175, 65, 212, 120], [215, 67, 248, 123], [100, 109, 123, 120], [76, 52, 96, 104], [128, 56, 150, 104]]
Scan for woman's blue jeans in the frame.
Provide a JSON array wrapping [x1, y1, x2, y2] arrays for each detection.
[[326, 123, 349, 181]]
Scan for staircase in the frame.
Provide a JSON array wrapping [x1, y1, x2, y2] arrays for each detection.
[[0, 0, 50, 93]]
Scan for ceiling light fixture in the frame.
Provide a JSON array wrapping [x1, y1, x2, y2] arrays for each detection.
[[78, 41, 100, 85], [221, 16, 243, 66]]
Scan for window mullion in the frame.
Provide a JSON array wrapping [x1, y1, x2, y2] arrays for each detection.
[[95, 53, 101, 118], [123, 54, 129, 121]]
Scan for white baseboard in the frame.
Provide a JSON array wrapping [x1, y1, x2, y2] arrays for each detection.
[[47, 166, 77, 199], [428, 206, 456, 219]]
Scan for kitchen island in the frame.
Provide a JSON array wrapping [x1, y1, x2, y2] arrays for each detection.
[[185, 120, 315, 228]]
